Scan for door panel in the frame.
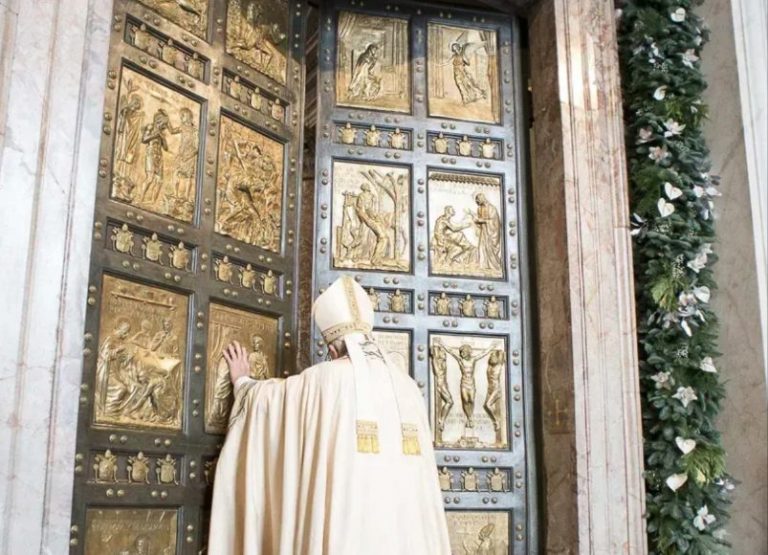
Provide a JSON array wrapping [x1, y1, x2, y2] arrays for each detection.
[[70, 0, 307, 552], [312, 1, 535, 553]]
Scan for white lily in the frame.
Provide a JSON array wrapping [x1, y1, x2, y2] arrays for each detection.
[[687, 252, 709, 273], [700, 356, 717, 373], [664, 119, 686, 137], [693, 505, 716, 530], [682, 49, 700, 68], [671, 7, 686, 22], [653, 85, 668, 100], [666, 473, 688, 491], [673, 386, 698, 407], [649, 145, 670, 163], [693, 285, 711, 302], [637, 126, 654, 143], [650, 371, 674, 390]]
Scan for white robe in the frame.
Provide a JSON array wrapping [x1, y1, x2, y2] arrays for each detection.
[[208, 356, 451, 555]]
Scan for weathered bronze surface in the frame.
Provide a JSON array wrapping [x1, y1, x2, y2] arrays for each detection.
[[214, 115, 285, 252], [427, 23, 500, 123], [335, 12, 410, 113], [446, 510, 510, 554], [137, 0, 208, 37], [205, 303, 279, 433], [94, 275, 188, 431], [226, 0, 290, 84], [85, 507, 178, 554], [331, 160, 411, 272]]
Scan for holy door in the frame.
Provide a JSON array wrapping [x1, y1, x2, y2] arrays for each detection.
[[70, 0, 307, 552], [311, 1, 535, 553]]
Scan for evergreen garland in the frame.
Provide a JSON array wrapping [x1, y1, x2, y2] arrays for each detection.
[[617, 1, 733, 553]]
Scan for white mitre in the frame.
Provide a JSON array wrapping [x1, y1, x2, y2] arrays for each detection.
[[312, 276, 421, 456]]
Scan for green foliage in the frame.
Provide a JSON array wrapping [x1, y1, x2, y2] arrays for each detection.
[[617, 0, 732, 552]]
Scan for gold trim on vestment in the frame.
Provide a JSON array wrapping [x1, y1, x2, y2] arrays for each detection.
[[401, 423, 421, 456], [356, 420, 380, 454]]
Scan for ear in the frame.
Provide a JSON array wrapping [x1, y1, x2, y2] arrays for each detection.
[[328, 344, 338, 360]]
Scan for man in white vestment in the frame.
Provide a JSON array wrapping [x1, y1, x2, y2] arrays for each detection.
[[208, 276, 451, 555]]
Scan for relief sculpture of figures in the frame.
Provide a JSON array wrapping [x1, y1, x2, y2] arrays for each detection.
[[111, 68, 200, 223], [205, 304, 278, 433], [430, 334, 508, 449], [94, 276, 187, 431], [428, 24, 500, 123], [127, 452, 151, 484], [93, 449, 118, 483], [85, 508, 178, 555], [332, 161, 411, 272], [138, 0, 208, 38], [446, 512, 509, 555], [215, 116, 284, 252], [336, 12, 410, 113], [428, 172, 504, 279], [156, 454, 179, 485], [226, 0, 289, 84]]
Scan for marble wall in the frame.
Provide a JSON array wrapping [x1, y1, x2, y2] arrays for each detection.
[[0, 0, 113, 553], [698, 0, 768, 552]]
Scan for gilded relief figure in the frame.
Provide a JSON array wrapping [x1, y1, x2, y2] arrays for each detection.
[[336, 12, 410, 113], [461, 467, 478, 491], [240, 264, 257, 288], [484, 296, 501, 319], [215, 116, 284, 252], [85, 508, 178, 555], [364, 125, 381, 147], [488, 468, 505, 492], [143, 233, 164, 264], [434, 292, 452, 315], [388, 289, 406, 313], [428, 24, 499, 123], [433, 132, 449, 154], [430, 334, 507, 449], [430, 344, 454, 434], [368, 287, 380, 311], [438, 467, 453, 491], [156, 454, 178, 485], [112, 223, 136, 254], [169, 241, 190, 270], [111, 68, 200, 222], [127, 452, 151, 484], [389, 128, 406, 149], [428, 172, 504, 279], [226, 0, 289, 84], [94, 276, 187, 431], [215, 256, 234, 283], [460, 294, 476, 317], [339, 122, 357, 145], [138, 0, 208, 38], [93, 449, 118, 483], [446, 512, 509, 555], [205, 303, 278, 433], [261, 269, 278, 295], [332, 161, 410, 272]]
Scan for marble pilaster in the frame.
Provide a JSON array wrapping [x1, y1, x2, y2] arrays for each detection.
[[0, 0, 113, 553], [528, 1, 647, 552]]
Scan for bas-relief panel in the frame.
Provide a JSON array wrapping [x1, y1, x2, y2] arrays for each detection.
[[111, 67, 201, 223], [214, 115, 284, 252], [446, 511, 510, 555], [137, 0, 209, 38], [226, 0, 290, 85], [430, 333, 508, 449], [335, 12, 410, 113], [84, 508, 178, 555], [94, 275, 188, 431], [332, 161, 411, 272], [428, 171, 504, 280], [427, 23, 499, 124], [372, 330, 411, 376], [205, 303, 279, 433]]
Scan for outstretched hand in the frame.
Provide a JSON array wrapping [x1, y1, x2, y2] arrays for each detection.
[[222, 341, 250, 384]]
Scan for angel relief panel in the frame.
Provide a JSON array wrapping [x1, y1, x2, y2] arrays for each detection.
[[331, 161, 411, 272], [335, 12, 410, 113], [427, 23, 500, 124], [214, 115, 285, 252], [226, 0, 290, 85], [428, 171, 504, 280], [204, 303, 279, 433], [111, 67, 201, 223], [93, 275, 188, 431]]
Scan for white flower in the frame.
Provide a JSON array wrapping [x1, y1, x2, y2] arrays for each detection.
[[653, 86, 668, 100], [665, 181, 683, 199], [657, 198, 675, 217], [693, 185, 705, 197], [664, 119, 686, 137], [673, 386, 698, 407], [671, 7, 687, 22], [649, 145, 670, 163], [637, 126, 654, 143], [682, 49, 700, 68], [700, 356, 718, 373], [693, 286, 711, 302], [681, 319, 693, 336], [693, 505, 716, 530], [675, 436, 697, 454], [687, 251, 709, 273], [666, 473, 688, 491], [651, 371, 674, 389]]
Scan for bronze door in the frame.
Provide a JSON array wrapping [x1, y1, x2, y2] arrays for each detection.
[[312, 1, 536, 552], [70, 0, 307, 552]]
